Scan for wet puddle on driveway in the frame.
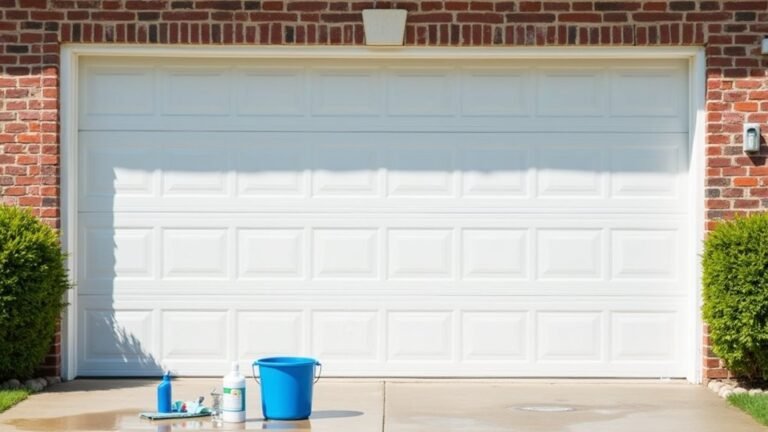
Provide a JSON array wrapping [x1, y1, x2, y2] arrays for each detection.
[[5, 409, 150, 431], [5, 410, 333, 431]]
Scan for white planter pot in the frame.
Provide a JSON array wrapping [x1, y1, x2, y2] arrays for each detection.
[[362, 9, 407, 46]]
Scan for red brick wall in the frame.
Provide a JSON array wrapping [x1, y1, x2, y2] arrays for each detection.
[[1, 0, 767, 380]]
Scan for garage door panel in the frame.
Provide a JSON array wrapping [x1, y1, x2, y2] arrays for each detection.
[[387, 311, 454, 361], [461, 229, 528, 280], [387, 68, 456, 116], [611, 230, 679, 280], [234, 142, 309, 197], [388, 146, 455, 197], [610, 145, 682, 198], [610, 312, 679, 362], [235, 67, 306, 116], [461, 311, 529, 361], [312, 311, 380, 360], [459, 145, 530, 197], [160, 66, 231, 116], [80, 58, 687, 133], [78, 131, 686, 213], [161, 228, 230, 280], [537, 311, 603, 362], [79, 141, 156, 198], [161, 310, 229, 359], [536, 146, 605, 198], [609, 66, 687, 118], [537, 229, 603, 280], [78, 212, 685, 296], [536, 68, 606, 117], [81, 226, 155, 285], [84, 282, 687, 299], [83, 64, 155, 117], [460, 67, 530, 116], [311, 67, 381, 116], [388, 229, 454, 280], [313, 229, 380, 280], [76, 57, 691, 377], [76, 296, 686, 377], [162, 147, 231, 196], [81, 309, 154, 361], [238, 228, 306, 280], [77, 306, 162, 374], [313, 143, 380, 197]]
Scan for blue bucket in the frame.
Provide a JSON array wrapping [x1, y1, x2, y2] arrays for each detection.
[[252, 357, 322, 420]]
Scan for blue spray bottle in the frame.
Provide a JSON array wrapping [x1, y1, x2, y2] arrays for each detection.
[[157, 371, 172, 413]]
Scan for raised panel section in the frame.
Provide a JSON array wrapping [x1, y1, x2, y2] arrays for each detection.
[[80, 58, 688, 133], [387, 70, 454, 116], [311, 70, 380, 116], [83, 309, 153, 361], [537, 69, 604, 117], [462, 229, 527, 280], [83, 67, 154, 116], [388, 312, 452, 361], [162, 311, 228, 359], [236, 144, 306, 197], [313, 145, 379, 197], [162, 229, 228, 279], [84, 228, 153, 282], [610, 146, 679, 198], [388, 147, 454, 197], [538, 230, 602, 280], [610, 68, 684, 118], [238, 229, 304, 279], [462, 312, 527, 360], [461, 69, 528, 116], [162, 148, 229, 196], [238, 311, 303, 359], [537, 312, 602, 361], [388, 229, 453, 279], [460, 146, 528, 197], [611, 312, 676, 361], [312, 311, 378, 360], [612, 230, 677, 280], [537, 146, 604, 197], [81, 144, 154, 198], [162, 68, 230, 115], [313, 229, 378, 279], [236, 69, 305, 116]]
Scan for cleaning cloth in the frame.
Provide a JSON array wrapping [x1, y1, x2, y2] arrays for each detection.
[[139, 400, 211, 420]]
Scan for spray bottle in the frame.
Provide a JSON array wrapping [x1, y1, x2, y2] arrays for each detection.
[[157, 371, 172, 413], [223, 362, 246, 423]]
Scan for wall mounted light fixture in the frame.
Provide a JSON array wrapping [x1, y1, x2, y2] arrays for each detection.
[[744, 123, 761, 153]]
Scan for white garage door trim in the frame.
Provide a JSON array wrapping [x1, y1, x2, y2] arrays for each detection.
[[60, 45, 706, 383]]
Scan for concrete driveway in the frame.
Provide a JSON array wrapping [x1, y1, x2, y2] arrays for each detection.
[[0, 379, 763, 431]]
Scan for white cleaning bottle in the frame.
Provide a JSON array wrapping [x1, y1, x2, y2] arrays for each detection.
[[222, 362, 246, 423]]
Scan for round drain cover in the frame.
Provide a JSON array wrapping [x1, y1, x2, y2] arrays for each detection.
[[517, 405, 575, 413]]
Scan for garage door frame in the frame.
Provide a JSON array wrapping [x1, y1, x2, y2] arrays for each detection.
[[59, 45, 706, 382]]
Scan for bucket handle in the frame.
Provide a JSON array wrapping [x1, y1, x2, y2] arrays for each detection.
[[251, 363, 260, 385], [250, 361, 323, 385], [314, 361, 322, 384]]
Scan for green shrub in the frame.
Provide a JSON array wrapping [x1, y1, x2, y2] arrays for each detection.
[[703, 213, 768, 380], [0, 206, 69, 380]]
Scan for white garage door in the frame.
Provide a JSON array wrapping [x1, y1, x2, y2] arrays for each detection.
[[75, 56, 690, 377]]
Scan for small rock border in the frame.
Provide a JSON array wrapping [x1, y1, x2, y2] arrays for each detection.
[[708, 379, 766, 399], [0, 376, 61, 393]]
